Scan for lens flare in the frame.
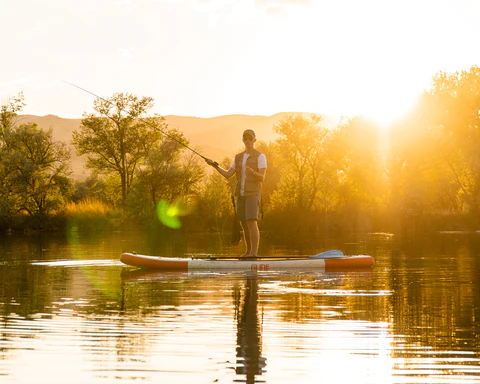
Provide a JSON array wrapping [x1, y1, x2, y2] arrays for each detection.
[[156, 196, 195, 229]]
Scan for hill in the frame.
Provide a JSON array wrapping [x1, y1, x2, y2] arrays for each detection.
[[18, 112, 338, 180]]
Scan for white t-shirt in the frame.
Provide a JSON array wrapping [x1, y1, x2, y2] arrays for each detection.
[[230, 153, 267, 196]]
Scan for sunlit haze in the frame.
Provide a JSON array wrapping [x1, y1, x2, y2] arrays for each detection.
[[1, 0, 480, 126]]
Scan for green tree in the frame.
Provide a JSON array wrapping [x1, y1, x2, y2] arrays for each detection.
[[0, 94, 72, 228], [72, 175, 107, 203], [269, 114, 337, 230], [254, 140, 279, 216], [1, 123, 72, 217], [0, 92, 25, 141], [195, 157, 235, 236], [128, 135, 205, 223], [72, 93, 168, 205], [136, 133, 203, 205]]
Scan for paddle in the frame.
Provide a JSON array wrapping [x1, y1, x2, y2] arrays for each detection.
[[188, 249, 345, 260], [230, 196, 241, 245], [309, 250, 344, 259]]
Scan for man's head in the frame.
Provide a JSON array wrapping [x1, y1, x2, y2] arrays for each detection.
[[242, 129, 256, 141]]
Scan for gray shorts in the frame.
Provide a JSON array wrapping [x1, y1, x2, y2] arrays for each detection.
[[236, 195, 260, 221]]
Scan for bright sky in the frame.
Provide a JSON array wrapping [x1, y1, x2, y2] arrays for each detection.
[[1, 0, 480, 125]]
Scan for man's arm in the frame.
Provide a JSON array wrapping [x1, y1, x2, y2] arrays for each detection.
[[246, 153, 267, 181], [205, 158, 236, 179], [246, 166, 266, 182]]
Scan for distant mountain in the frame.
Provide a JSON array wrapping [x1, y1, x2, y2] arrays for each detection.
[[18, 112, 338, 179]]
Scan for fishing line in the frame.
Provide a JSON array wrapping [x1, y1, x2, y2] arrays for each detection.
[[63, 80, 218, 166]]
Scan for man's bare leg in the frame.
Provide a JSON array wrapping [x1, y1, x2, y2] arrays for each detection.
[[245, 220, 259, 256]]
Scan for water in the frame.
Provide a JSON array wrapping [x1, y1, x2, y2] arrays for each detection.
[[0, 231, 479, 383]]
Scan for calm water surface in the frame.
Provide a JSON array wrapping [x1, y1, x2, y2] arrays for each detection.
[[0, 231, 479, 383]]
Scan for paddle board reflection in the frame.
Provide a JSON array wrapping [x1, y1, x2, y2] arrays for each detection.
[[233, 273, 266, 382]]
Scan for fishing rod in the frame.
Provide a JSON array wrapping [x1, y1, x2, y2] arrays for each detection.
[[63, 80, 219, 167]]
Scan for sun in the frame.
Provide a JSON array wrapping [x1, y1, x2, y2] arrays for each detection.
[[348, 87, 421, 132]]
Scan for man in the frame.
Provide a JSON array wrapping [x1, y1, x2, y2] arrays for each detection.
[[206, 129, 267, 257]]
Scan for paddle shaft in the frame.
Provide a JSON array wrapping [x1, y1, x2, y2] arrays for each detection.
[[187, 250, 344, 260]]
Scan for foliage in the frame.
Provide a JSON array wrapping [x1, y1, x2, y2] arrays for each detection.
[[135, 133, 203, 204], [4, 66, 480, 233], [426, 66, 480, 218], [72, 93, 168, 205], [334, 117, 388, 230], [72, 175, 107, 203], [0, 92, 25, 140], [191, 158, 235, 235], [268, 114, 338, 231], [127, 137, 205, 226], [0, 94, 73, 229], [389, 65, 480, 229], [2, 124, 72, 215], [254, 140, 280, 215]]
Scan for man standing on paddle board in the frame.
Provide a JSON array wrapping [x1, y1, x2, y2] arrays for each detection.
[[206, 129, 267, 257]]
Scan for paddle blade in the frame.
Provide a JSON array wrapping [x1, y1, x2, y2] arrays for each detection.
[[230, 195, 241, 245], [231, 217, 241, 245], [309, 250, 344, 259]]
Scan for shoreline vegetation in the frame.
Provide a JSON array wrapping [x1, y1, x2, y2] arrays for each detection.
[[2, 66, 480, 235], [2, 198, 479, 235]]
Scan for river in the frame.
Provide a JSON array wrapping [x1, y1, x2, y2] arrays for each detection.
[[0, 230, 479, 383]]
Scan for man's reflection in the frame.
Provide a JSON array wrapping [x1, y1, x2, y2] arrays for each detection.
[[234, 272, 266, 383]]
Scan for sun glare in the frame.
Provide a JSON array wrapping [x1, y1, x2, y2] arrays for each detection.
[[348, 87, 421, 132]]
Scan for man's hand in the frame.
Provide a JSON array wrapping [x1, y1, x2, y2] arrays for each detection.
[[205, 158, 219, 168], [247, 166, 265, 181]]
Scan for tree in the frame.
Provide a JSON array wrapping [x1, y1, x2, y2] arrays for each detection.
[[136, 132, 203, 205], [1, 123, 72, 217], [254, 140, 280, 215], [0, 92, 25, 141], [72, 93, 168, 205], [72, 175, 107, 203], [128, 134, 205, 222], [426, 66, 480, 218], [333, 117, 387, 231], [195, 157, 235, 235], [269, 114, 337, 230], [0, 94, 72, 228], [388, 98, 445, 227], [388, 66, 480, 229]]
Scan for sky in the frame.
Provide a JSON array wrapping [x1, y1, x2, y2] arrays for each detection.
[[1, 0, 480, 126]]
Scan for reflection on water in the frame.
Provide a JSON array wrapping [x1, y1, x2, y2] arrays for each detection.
[[0, 231, 479, 383], [234, 274, 266, 382]]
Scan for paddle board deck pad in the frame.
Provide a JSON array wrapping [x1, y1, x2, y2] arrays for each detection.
[[120, 253, 374, 271]]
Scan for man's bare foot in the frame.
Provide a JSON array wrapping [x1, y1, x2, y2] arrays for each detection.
[[241, 254, 258, 259], [240, 253, 258, 258]]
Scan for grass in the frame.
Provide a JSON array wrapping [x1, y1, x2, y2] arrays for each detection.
[[65, 198, 120, 231], [66, 198, 109, 217]]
